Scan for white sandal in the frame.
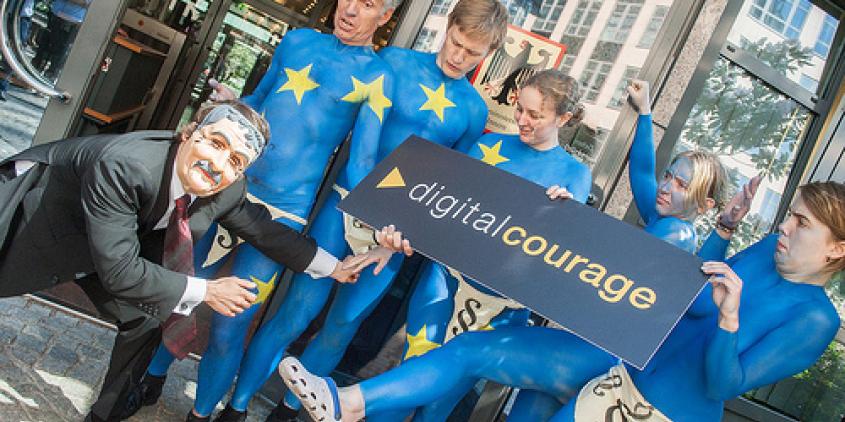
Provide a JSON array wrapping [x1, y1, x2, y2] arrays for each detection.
[[279, 356, 342, 422]]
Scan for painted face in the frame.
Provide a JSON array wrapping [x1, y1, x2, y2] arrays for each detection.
[[513, 86, 564, 151], [655, 156, 695, 219], [174, 118, 254, 197], [436, 25, 491, 79], [333, 0, 393, 47], [775, 195, 839, 281]]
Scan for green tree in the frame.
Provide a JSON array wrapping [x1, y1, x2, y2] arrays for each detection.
[[681, 39, 812, 181]]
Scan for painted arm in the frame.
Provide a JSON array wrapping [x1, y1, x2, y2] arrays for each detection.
[[629, 113, 659, 225], [704, 305, 837, 400], [344, 72, 395, 188]]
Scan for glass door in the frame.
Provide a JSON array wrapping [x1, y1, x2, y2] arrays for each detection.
[[0, 0, 128, 158]]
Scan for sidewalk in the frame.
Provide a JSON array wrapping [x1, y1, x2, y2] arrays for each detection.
[[0, 295, 275, 421]]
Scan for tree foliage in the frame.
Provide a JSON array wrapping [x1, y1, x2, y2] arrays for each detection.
[[680, 39, 812, 181]]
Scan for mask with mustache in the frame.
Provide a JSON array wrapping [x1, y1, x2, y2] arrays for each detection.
[[194, 159, 223, 185]]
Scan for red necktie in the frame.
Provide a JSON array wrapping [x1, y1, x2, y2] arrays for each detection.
[[162, 194, 194, 276], [161, 194, 199, 359]]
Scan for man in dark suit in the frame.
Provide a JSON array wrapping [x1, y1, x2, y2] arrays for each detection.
[[0, 101, 377, 421]]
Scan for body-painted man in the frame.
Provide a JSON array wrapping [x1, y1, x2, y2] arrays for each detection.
[[134, 0, 400, 419], [247, 1, 509, 420]]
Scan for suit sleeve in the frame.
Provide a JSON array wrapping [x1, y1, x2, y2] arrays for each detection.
[[218, 182, 319, 273], [80, 158, 187, 322]]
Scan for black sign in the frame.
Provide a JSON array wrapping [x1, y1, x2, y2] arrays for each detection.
[[339, 136, 708, 369]]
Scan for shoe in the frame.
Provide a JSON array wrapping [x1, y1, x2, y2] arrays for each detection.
[[266, 402, 300, 422], [213, 404, 247, 422], [0, 90, 7, 101], [138, 373, 166, 406], [279, 357, 342, 422], [119, 373, 166, 419], [186, 410, 211, 421]]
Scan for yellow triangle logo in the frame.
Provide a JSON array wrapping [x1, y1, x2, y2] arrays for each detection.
[[377, 167, 406, 188]]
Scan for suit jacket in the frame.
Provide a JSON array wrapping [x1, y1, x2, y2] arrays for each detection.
[[0, 131, 318, 322]]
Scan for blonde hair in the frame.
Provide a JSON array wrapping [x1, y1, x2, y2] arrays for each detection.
[[447, 0, 509, 51], [799, 181, 845, 273], [521, 70, 585, 126], [671, 150, 727, 213]]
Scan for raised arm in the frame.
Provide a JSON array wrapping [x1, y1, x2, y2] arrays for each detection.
[[626, 81, 659, 225]]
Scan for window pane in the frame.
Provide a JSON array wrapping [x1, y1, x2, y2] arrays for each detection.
[[744, 339, 845, 421], [673, 58, 811, 255], [736, 0, 838, 90]]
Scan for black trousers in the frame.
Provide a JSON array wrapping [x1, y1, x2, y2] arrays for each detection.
[[75, 275, 162, 421]]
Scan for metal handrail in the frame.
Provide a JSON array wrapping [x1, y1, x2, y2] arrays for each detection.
[[0, 0, 70, 102]]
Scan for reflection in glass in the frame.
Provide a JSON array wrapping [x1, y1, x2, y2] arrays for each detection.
[[745, 339, 845, 421], [730, 0, 838, 92], [177, 3, 286, 127], [674, 58, 810, 255], [0, 0, 92, 159]]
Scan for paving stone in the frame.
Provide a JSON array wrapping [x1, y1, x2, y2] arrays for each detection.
[[0, 295, 28, 308], [0, 324, 18, 345], [39, 343, 80, 374], [0, 298, 281, 422], [22, 323, 58, 342], [66, 360, 106, 387], [14, 332, 48, 354], [0, 316, 27, 331], [42, 310, 80, 331], [21, 301, 54, 320], [76, 343, 109, 360], [9, 344, 39, 365]]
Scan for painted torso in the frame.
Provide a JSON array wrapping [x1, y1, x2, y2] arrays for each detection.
[[242, 29, 393, 216], [630, 235, 839, 420]]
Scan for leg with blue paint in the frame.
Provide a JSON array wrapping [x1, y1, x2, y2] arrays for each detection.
[[227, 196, 349, 412], [507, 390, 563, 422], [281, 250, 405, 412], [191, 216, 306, 418], [280, 326, 616, 421]]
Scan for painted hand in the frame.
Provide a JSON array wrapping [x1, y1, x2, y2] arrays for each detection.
[[702, 261, 743, 332], [204, 276, 257, 316], [626, 79, 651, 115], [208, 79, 237, 102], [546, 185, 573, 201], [375, 224, 413, 256], [719, 175, 762, 230]]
